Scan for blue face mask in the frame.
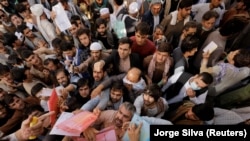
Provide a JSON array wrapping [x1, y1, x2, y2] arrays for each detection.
[[190, 81, 201, 90]]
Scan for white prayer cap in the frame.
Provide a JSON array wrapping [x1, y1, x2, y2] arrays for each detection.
[[90, 42, 102, 51], [129, 2, 139, 14], [100, 8, 110, 15], [30, 4, 44, 17]]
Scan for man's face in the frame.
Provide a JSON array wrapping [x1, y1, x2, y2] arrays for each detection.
[[0, 72, 14, 84], [9, 96, 25, 110], [0, 42, 7, 54], [96, 0, 103, 5], [0, 11, 8, 22], [236, 1, 246, 10], [20, 9, 30, 18], [188, 47, 198, 56], [97, 24, 107, 36], [63, 48, 75, 58], [191, 76, 208, 89], [24, 69, 33, 81], [23, 28, 34, 38], [211, 0, 222, 8], [143, 94, 155, 106], [114, 105, 133, 128], [69, 24, 78, 37], [79, 85, 90, 98], [151, 3, 162, 16], [25, 54, 42, 66], [100, 14, 110, 22], [78, 34, 90, 47], [0, 88, 7, 101], [183, 27, 197, 38], [179, 7, 192, 19], [10, 15, 23, 27], [0, 0, 8, 6], [37, 39, 48, 48], [153, 28, 164, 40], [110, 89, 123, 103], [118, 43, 131, 59], [155, 51, 169, 64], [135, 32, 147, 46], [91, 50, 101, 61], [202, 17, 216, 31], [56, 72, 69, 87], [44, 61, 58, 71], [93, 68, 104, 82], [0, 104, 7, 118]]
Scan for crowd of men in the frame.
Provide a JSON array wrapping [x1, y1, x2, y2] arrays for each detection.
[[0, 0, 250, 140]]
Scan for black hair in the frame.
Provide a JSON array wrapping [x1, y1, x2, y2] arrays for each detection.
[[219, 16, 248, 36], [0, 64, 10, 77], [20, 49, 34, 60], [143, 84, 162, 101], [3, 33, 18, 47], [233, 49, 250, 67], [114, 0, 124, 6], [198, 72, 213, 85], [10, 67, 27, 82], [77, 78, 91, 88], [192, 103, 214, 121], [135, 22, 150, 35], [31, 83, 46, 97], [52, 37, 62, 49], [55, 68, 70, 77], [157, 41, 173, 53], [15, 3, 27, 13], [180, 35, 199, 53], [17, 23, 29, 34], [95, 17, 107, 28], [118, 37, 133, 47], [202, 10, 219, 21], [60, 41, 75, 51], [76, 28, 91, 38], [111, 80, 127, 95], [178, 0, 193, 9], [4, 94, 19, 106]]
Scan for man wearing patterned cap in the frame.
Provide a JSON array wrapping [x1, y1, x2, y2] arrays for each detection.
[[141, 0, 164, 34]]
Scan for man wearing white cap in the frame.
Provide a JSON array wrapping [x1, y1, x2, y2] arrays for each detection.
[[30, 4, 57, 47], [100, 7, 114, 31], [74, 42, 110, 73], [142, 0, 164, 35], [120, 2, 140, 37]]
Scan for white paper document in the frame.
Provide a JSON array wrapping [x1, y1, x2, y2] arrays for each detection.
[[203, 41, 218, 54], [52, 3, 71, 32]]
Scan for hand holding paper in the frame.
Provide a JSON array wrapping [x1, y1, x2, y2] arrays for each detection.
[[203, 41, 218, 54]]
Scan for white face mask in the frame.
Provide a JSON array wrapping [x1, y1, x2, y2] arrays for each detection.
[[202, 26, 211, 31], [190, 81, 201, 90], [123, 77, 147, 91], [17, 64, 25, 68]]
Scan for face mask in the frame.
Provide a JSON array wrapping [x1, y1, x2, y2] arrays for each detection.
[[123, 77, 146, 91], [190, 81, 201, 90], [202, 26, 210, 31], [17, 64, 25, 68]]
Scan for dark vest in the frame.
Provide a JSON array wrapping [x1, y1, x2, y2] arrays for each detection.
[[163, 72, 208, 101]]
